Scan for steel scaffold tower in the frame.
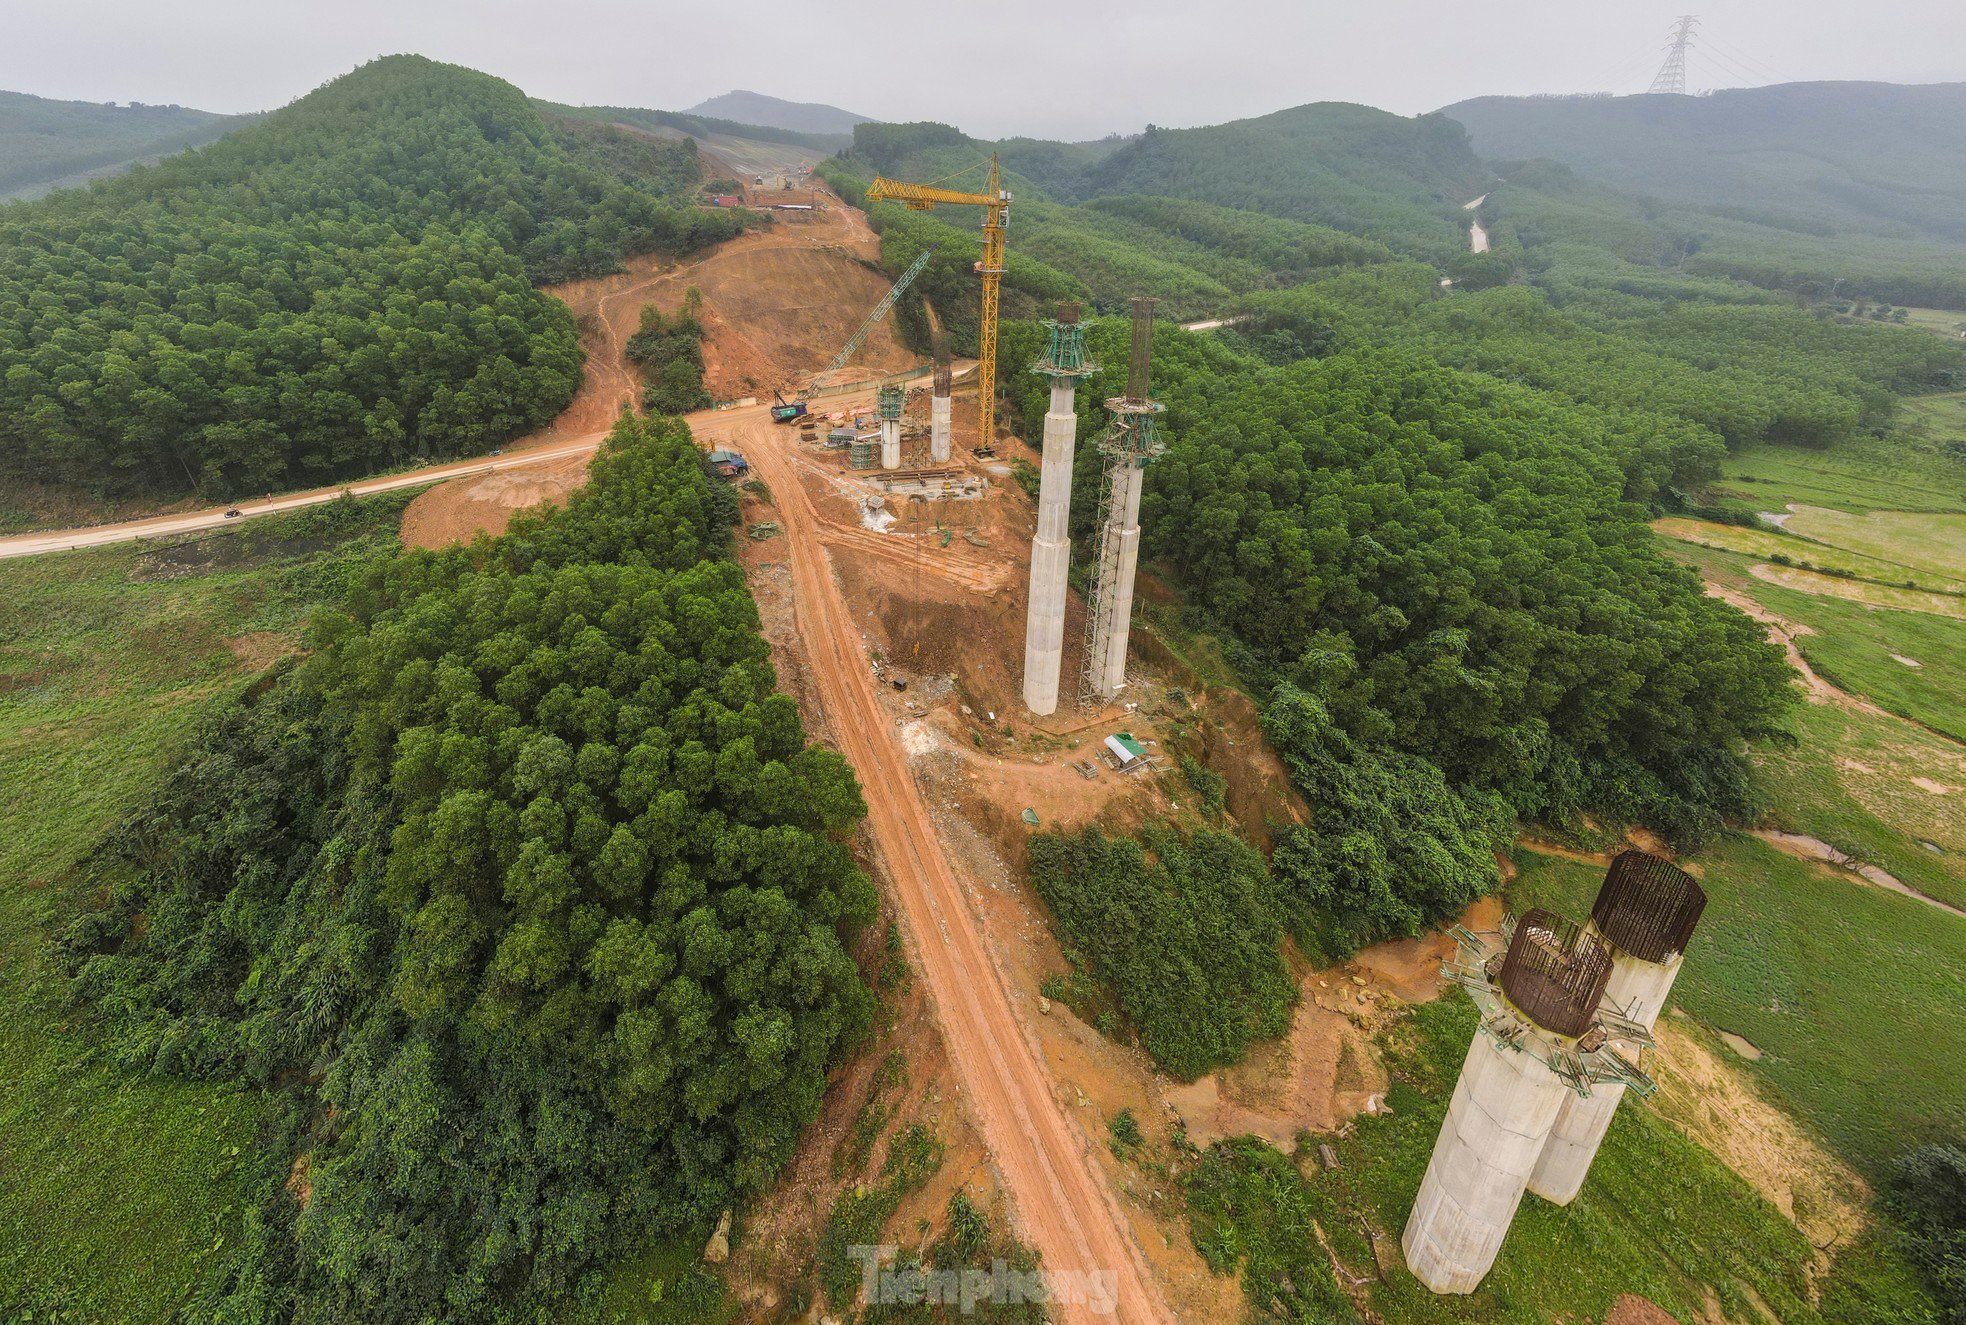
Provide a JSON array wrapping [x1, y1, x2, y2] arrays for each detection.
[[1079, 297, 1164, 708]]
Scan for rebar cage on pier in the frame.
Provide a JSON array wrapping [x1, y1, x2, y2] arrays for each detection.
[[1592, 850, 1706, 964], [1498, 910, 1614, 1038]]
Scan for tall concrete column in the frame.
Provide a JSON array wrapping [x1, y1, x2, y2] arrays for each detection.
[[876, 384, 904, 472], [1528, 851, 1706, 1206], [1021, 305, 1093, 717], [1082, 297, 1163, 706], [1405, 909, 1625, 1295], [930, 362, 952, 464], [1022, 382, 1080, 714], [1404, 1032, 1572, 1294], [1094, 459, 1145, 697]]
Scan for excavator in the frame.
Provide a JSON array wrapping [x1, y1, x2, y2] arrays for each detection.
[[770, 390, 807, 424]]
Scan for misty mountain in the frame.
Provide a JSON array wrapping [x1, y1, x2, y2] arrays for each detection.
[[1442, 81, 1966, 244], [683, 89, 869, 136], [0, 89, 243, 200]]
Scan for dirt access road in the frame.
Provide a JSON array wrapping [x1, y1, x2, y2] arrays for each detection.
[[698, 408, 1176, 1325]]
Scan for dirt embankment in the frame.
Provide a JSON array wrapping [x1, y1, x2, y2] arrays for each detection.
[[706, 402, 1178, 1325], [401, 185, 916, 550]]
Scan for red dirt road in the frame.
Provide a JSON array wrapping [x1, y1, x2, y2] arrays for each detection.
[[697, 409, 1176, 1325]]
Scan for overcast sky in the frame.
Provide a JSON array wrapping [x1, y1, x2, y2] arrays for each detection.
[[7, 0, 1964, 140]]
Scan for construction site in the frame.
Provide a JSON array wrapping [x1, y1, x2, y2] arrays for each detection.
[[341, 149, 1860, 1325]]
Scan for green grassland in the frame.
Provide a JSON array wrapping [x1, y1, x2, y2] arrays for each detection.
[[1509, 838, 1966, 1183], [1666, 542, 1966, 742], [1716, 434, 1966, 515], [1653, 516, 1966, 596], [1185, 994, 1933, 1325], [1782, 505, 1966, 587], [1754, 701, 1966, 913], [0, 495, 413, 1319]]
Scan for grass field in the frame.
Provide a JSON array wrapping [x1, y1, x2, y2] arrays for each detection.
[[1668, 542, 1966, 742], [1185, 994, 1934, 1325], [1782, 504, 1966, 587], [1902, 389, 1966, 446], [1716, 436, 1966, 515], [0, 494, 413, 1319], [1510, 838, 1966, 1184], [1753, 701, 1966, 912], [1653, 515, 1966, 596], [1747, 562, 1966, 620]]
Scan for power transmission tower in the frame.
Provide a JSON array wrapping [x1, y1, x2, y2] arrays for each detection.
[[1648, 15, 1698, 94]]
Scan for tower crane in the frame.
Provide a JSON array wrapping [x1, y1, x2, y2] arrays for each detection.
[[812, 246, 935, 391], [865, 154, 1011, 451]]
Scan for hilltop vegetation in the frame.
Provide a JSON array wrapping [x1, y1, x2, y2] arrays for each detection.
[[66, 414, 875, 1319], [0, 88, 241, 200], [0, 56, 742, 499], [1444, 82, 1966, 245]]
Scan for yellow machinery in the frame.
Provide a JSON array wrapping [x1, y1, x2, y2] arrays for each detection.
[[865, 154, 1010, 450]]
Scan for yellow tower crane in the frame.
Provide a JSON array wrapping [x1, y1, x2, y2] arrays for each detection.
[[865, 154, 1011, 452]]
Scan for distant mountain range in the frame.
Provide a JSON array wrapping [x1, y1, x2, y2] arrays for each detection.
[[682, 90, 869, 137], [0, 90, 243, 200], [1440, 81, 1966, 244]]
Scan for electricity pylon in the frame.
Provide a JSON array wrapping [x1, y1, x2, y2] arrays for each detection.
[[1648, 15, 1698, 95]]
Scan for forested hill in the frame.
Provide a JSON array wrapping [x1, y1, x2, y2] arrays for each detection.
[[1442, 82, 1966, 244], [1064, 104, 1489, 261], [0, 55, 743, 498], [0, 89, 242, 201]]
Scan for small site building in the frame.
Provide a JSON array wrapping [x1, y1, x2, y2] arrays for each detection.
[[1104, 732, 1149, 771], [707, 449, 749, 477]]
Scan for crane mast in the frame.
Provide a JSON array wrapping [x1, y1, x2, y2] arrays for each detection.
[[865, 154, 1010, 451]]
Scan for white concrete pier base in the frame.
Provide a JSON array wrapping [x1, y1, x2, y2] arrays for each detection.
[[1021, 383, 1078, 715], [1528, 942, 1682, 1205], [930, 392, 951, 464], [1404, 1032, 1572, 1294], [881, 417, 901, 471]]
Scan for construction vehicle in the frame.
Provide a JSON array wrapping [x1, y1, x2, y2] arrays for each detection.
[[770, 390, 808, 424], [866, 155, 1011, 450]]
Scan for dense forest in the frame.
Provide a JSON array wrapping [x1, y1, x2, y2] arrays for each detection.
[[0, 89, 241, 200], [0, 56, 743, 498], [65, 413, 876, 1319], [1004, 320, 1798, 962]]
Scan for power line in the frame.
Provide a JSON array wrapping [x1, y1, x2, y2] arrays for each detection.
[[1648, 15, 1699, 95], [1701, 32, 1796, 85]]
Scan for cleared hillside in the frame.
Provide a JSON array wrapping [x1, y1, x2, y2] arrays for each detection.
[[1443, 82, 1966, 245], [0, 90, 241, 200]]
